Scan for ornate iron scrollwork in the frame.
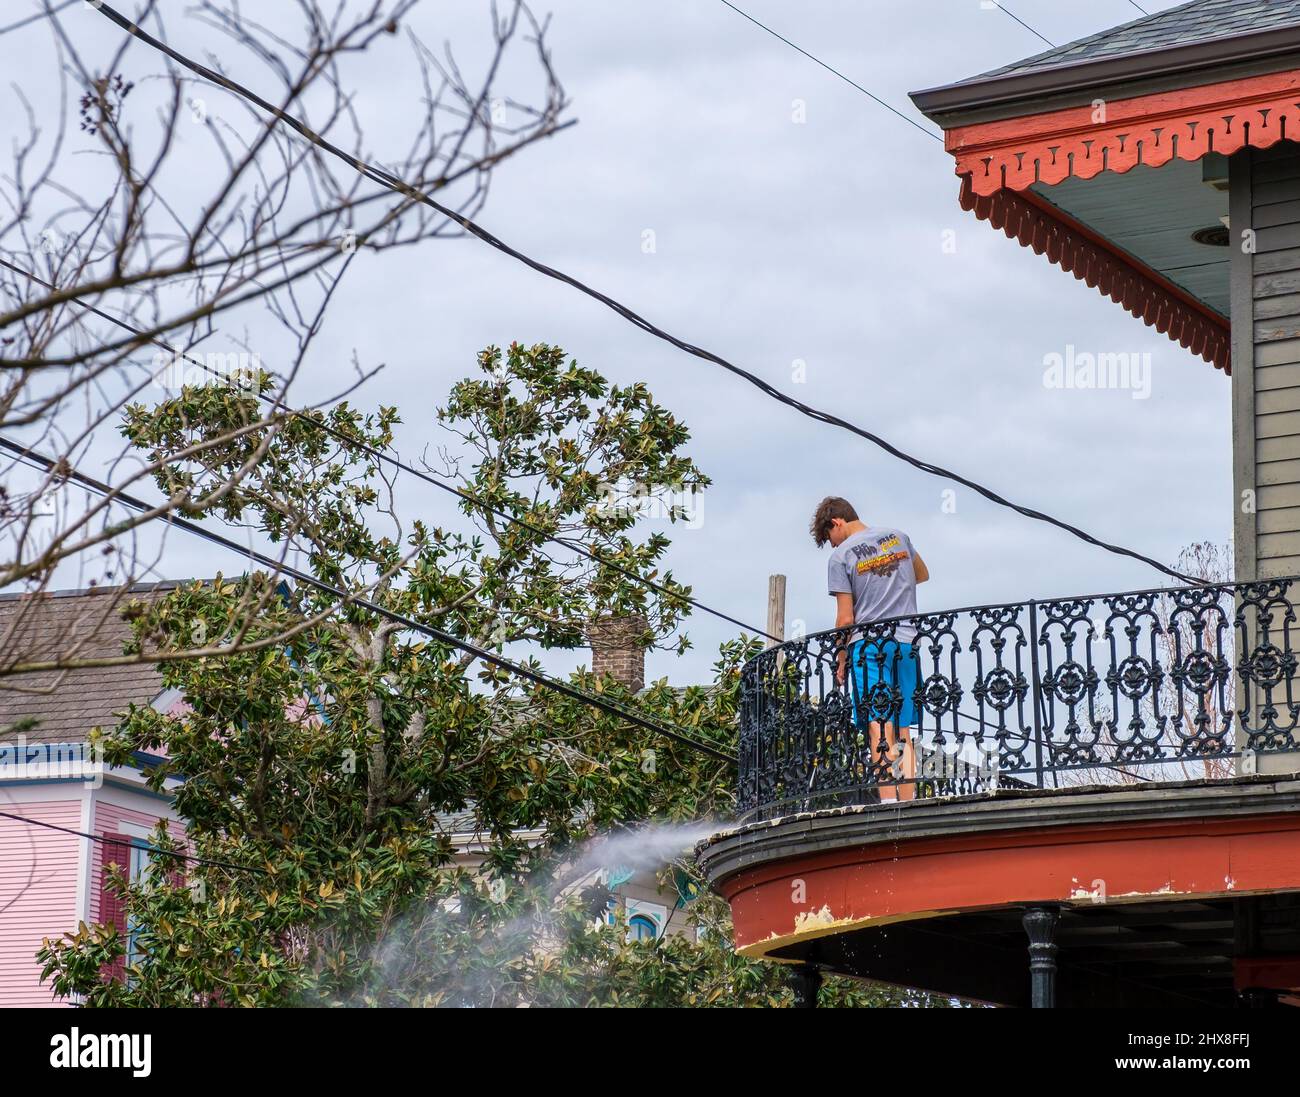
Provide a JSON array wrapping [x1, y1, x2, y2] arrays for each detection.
[[735, 576, 1300, 821]]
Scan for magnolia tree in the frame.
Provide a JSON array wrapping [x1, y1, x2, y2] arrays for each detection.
[[0, 0, 566, 682], [37, 345, 939, 1006]]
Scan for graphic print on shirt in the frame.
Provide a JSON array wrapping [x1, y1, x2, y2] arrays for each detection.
[[848, 532, 910, 579]]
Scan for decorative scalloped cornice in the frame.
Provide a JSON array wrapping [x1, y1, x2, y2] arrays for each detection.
[[947, 68, 1300, 196], [957, 176, 1231, 372]]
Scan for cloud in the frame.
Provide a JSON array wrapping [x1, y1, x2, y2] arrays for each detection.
[[9, 0, 1219, 686]]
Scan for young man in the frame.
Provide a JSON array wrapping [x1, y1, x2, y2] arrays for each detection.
[[811, 497, 929, 802]]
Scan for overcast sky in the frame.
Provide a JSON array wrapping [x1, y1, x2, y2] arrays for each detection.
[[8, 0, 1226, 685]]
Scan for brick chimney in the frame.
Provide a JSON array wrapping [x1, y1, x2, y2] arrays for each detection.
[[587, 614, 648, 692]]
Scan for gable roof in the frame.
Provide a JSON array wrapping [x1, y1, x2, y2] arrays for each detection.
[[913, 0, 1300, 121], [0, 583, 180, 745], [978, 0, 1300, 81]]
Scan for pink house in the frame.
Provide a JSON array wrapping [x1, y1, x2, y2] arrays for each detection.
[[0, 584, 187, 1007]]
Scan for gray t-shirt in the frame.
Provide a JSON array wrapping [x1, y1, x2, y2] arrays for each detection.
[[827, 526, 919, 642]]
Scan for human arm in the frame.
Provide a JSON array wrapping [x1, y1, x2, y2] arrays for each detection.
[[834, 591, 854, 685]]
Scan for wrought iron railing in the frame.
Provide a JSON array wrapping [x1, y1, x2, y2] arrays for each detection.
[[737, 577, 1300, 820]]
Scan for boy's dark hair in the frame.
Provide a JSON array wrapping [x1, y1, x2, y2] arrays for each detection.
[[810, 496, 858, 548]]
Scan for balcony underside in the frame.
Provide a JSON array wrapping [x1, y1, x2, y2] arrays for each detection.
[[780, 895, 1300, 1007], [697, 775, 1300, 1006]]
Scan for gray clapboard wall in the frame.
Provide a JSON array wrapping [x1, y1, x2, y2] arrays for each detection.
[[1231, 144, 1300, 775], [1233, 143, 1300, 580]]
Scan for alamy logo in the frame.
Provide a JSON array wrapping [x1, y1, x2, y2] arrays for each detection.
[[152, 348, 262, 393], [49, 1028, 151, 1077], [1042, 345, 1152, 400], [594, 478, 704, 529], [0, 735, 103, 788]]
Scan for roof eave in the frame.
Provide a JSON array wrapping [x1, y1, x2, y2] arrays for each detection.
[[911, 22, 1300, 124]]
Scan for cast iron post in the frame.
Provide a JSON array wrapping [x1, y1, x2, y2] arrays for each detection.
[[1022, 905, 1060, 1008], [791, 964, 822, 1008]]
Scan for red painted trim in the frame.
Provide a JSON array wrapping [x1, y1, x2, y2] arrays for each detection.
[[1235, 955, 1300, 992], [947, 69, 1300, 196], [98, 832, 131, 983], [719, 811, 1300, 956], [959, 175, 1231, 372]]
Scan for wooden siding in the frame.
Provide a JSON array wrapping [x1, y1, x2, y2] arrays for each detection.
[[0, 788, 182, 1007], [0, 797, 81, 1007], [1237, 143, 1300, 579], [1234, 145, 1300, 776], [90, 797, 184, 924]]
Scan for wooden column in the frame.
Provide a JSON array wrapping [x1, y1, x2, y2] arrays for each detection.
[[766, 574, 786, 649], [1230, 147, 1255, 584]]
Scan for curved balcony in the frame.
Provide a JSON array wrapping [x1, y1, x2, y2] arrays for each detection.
[[738, 577, 1300, 822], [704, 578, 1300, 1006]]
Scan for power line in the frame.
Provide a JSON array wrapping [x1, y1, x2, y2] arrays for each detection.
[[0, 807, 267, 875], [88, 3, 1199, 585], [0, 271, 1165, 772], [0, 255, 780, 644], [716, 0, 941, 142], [719, 1, 1055, 110], [985, 2, 1055, 49], [0, 437, 734, 762], [1127, 2, 1150, 16], [3, 433, 1147, 819]]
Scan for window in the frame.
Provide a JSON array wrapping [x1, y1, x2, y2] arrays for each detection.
[[125, 842, 153, 969], [623, 899, 667, 943], [99, 832, 161, 980], [603, 896, 667, 941], [627, 914, 658, 942]]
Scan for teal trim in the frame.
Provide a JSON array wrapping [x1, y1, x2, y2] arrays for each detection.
[[101, 779, 178, 804], [605, 865, 634, 890], [0, 769, 178, 795], [0, 776, 87, 787], [130, 750, 175, 771], [627, 914, 658, 941], [0, 774, 177, 803]]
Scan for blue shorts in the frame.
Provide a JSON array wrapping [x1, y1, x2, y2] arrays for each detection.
[[849, 639, 918, 730]]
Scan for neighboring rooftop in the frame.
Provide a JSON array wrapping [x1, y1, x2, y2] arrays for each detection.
[[0, 583, 179, 744]]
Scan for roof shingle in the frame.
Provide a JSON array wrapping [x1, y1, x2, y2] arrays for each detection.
[[975, 0, 1300, 81], [0, 584, 178, 744]]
